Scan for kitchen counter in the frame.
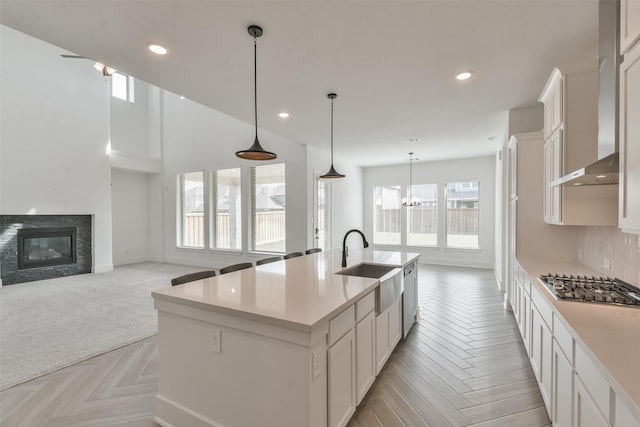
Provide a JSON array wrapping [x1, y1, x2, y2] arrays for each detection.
[[518, 257, 640, 418], [152, 249, 419, 332], [152, 248, 419, 427]]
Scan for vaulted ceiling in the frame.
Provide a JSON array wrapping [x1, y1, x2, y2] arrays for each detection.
[[0, 1, 599, 166]]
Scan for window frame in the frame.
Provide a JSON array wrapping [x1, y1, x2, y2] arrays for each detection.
[[250, 163, 287, 254], [445, 180, 480, 250], [209, 168, 242, 252], [177, 171, 205, 249]]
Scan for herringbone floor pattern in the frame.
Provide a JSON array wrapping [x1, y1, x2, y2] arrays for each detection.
[[348, 265, 550, 427], [0, 265, 550, 426]]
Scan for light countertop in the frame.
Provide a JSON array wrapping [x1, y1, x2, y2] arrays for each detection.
[[518, 257, 640, 417], [152, 249, 420, 332]]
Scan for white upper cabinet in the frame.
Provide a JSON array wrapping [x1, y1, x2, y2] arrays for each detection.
[[539, 62, 618, 226], [619, 15, 640, 233], [620, 0, 640, 55]]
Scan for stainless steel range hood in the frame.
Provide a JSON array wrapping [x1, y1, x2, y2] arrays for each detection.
[[552, 152, 618, 186], [556, 0, 620, 187]]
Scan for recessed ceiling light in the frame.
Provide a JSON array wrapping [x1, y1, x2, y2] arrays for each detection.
[[148, 43, 168, 55], [180, 96, 185, 100], [596, 175, 607, 179], [278, 112, 290, 118], [456, 71, 473, 80]]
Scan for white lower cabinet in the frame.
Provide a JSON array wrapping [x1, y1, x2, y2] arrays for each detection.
[[375, 297, 402, 374], [328, 328, 356, 427], [552, 340, 573, 427], [530, 303, 552, 411], [574, 376, 609, 427], [355, 311, 375, 403]]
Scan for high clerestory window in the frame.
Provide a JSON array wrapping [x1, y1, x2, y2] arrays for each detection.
[[111, 72, 135, 103]]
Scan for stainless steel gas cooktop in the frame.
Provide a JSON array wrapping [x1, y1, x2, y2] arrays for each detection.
[[538, 274, 640, 307]]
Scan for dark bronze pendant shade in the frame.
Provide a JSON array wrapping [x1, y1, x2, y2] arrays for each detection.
[[236, 25, 277, 161], [320, 93, 345, 179]]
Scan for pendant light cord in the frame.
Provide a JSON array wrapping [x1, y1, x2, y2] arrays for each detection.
[[253, 35, 258, 139], [330, 98, 334, 165]]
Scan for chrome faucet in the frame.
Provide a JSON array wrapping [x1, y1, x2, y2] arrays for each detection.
[[341, 229, 369, 267]]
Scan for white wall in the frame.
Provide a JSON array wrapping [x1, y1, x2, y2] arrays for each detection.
[[364, 156, 496, 269], [160, 91, 309, 268], [109, 79, 163, 266], [0, 25, 113, 273], [110, 169, 153, 265], [306, 145, 364, 250]]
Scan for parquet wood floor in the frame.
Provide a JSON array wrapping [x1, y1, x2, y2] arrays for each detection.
[[0, 265, 550, 427]]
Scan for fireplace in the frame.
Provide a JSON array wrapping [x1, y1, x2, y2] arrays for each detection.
[[17, 227, 77, 269], [0, 215, 92, 285]]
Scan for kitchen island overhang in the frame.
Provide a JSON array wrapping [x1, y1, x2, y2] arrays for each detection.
[[152, 249, 420, 427]]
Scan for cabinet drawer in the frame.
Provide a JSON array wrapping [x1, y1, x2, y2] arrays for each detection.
[[575, 345, 610, 422], [615, 393, 640, 427], [356, 291, 375, 322], [329, 305, 355, 346], [531, 286, 553, 329], [553, 315, 574, 364]]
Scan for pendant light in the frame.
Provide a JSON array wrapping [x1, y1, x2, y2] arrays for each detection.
[[320, 93, 345, 179], [236, 25, 277, 161], [402, 152, 421, 207]]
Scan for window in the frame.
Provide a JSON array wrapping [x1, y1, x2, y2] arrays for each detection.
[[112, 72, 135, 102], [373, 185, 401, 245], [446, 181, 479, 248], [210, 168, 241, 250], [178, 172, 204, 248], [316, 179, 331, 250], [251, 163, 286, 253], [407, 184, 437, 246]]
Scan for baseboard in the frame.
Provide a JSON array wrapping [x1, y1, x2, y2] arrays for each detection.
[[113, 255, 154, 266], [163, 256, 222, 269], [155, 395, 223, 427], [417, 258, 494, 270], [94, 264, 114, 274]]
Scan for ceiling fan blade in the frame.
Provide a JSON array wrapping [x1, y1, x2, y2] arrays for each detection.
[[60, 54, 85, 59]]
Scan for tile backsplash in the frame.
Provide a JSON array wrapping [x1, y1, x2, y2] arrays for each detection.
[[578, 226, 640, 286]]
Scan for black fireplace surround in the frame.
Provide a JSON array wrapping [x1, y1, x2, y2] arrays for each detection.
[[0, 215, 92, 285]]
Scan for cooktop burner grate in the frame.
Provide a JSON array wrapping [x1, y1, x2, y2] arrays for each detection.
[[537, 274, 640, 307]]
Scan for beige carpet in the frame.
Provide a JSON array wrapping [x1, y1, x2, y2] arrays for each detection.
[[0, 262, 204, 391]]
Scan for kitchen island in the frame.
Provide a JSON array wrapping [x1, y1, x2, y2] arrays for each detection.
[[152, 249, 419, 427]]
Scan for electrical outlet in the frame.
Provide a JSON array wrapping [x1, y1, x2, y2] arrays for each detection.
[[603, 258, 611, 271], [211, 328, 221, 353]]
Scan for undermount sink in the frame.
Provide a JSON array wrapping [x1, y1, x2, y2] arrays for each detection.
[[336, 263, 396, 279], [337, 263, 403, 313]]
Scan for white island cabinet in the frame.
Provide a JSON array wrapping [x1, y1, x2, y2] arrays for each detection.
[[152, 249, 419, 427]]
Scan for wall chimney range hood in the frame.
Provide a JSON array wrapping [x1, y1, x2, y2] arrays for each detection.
[[554, 0, 620, 187]]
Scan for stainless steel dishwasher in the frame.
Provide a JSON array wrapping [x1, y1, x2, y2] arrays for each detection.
[[402, 261, 418, 338]]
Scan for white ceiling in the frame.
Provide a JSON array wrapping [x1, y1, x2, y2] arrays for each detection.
[[0, 0, 599, 167]]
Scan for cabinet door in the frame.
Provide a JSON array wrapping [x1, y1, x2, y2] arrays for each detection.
[[552, 343, 573, 427], [543, 133, 563, 225], [328, 328, 356, 427], [619, 43, 640, 232], [375, 310, 389, 375], [389, 298, 402, 349], [550, 130, 563, 224], [574, 377, 609, 427], [356, 311, 375, 404], [530, 306, 552, 413], [621, 0, 640, 54]]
